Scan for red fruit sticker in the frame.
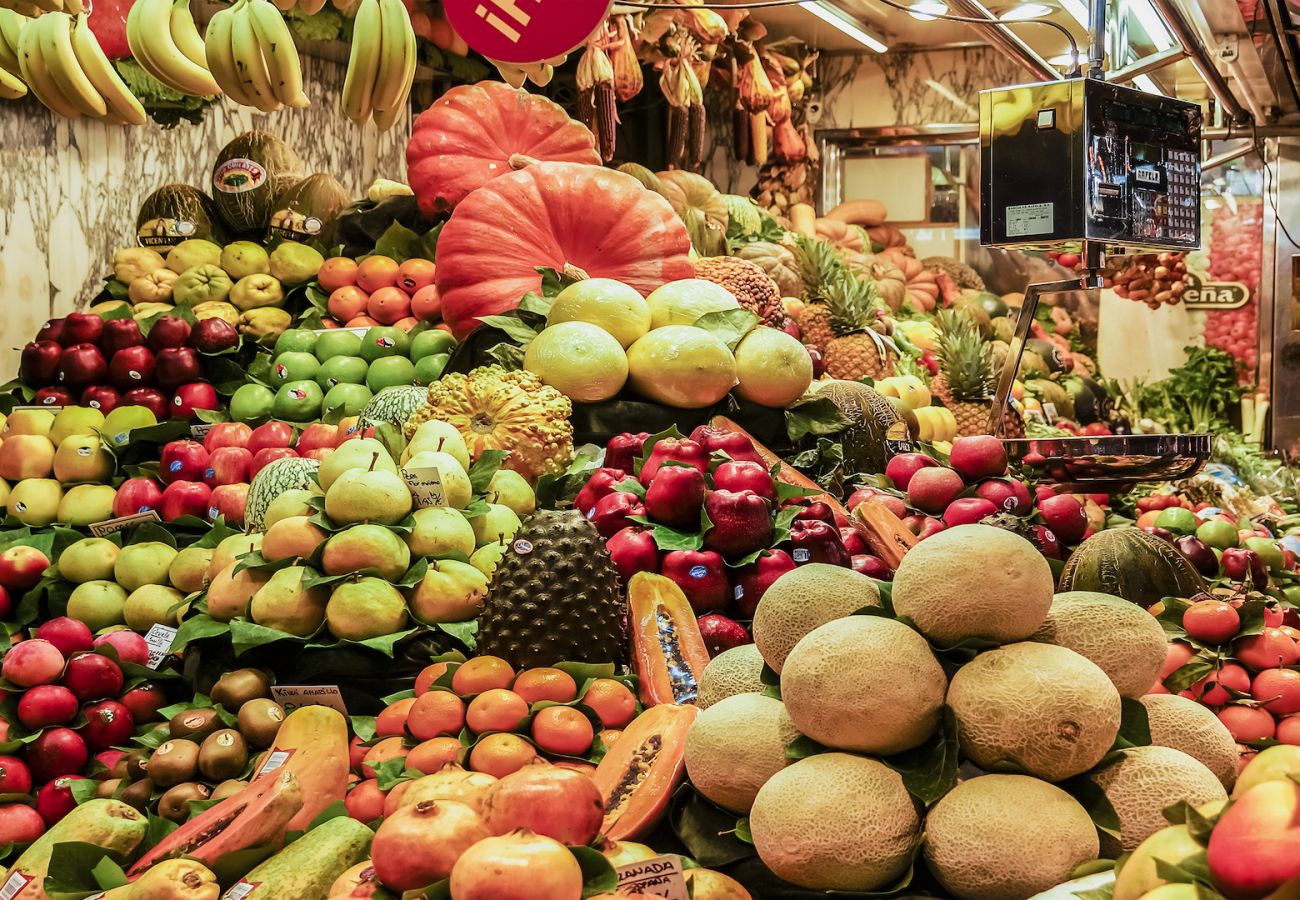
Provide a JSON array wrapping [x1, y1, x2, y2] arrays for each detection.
[[442, 0, 613, 64]]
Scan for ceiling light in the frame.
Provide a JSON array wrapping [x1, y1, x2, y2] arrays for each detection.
[[802, 1, 890, 52], [1130, 0, 1175, 50], [999, 2, 1051, 20], [908, 0, 948, 20]]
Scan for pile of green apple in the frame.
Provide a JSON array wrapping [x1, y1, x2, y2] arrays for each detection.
[[226, 327, 455, 425]]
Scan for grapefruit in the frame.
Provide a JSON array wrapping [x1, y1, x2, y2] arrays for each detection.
[[547, 278, 651, 348], [645, 279, 740, 329], [626, 326, 737, 409], [733, 327, 814, 408], [523, 322, 628, 403]]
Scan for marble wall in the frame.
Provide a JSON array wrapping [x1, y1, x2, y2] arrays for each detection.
[[0, 55, 408, 377]]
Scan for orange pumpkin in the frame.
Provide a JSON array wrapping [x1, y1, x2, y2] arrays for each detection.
[[883, 248, 940, 312], [435, 162, 695, 337], [407, 81, 601, 217]]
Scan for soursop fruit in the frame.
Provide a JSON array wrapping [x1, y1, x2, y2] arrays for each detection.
[[475, 509, 625, 668]]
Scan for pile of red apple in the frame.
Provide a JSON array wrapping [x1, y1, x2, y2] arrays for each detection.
[[18, 312, 238, 420]]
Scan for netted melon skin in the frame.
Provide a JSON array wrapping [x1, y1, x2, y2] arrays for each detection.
[[1139, 694, 1238, 791], [947, 642, 1122, 782], [923, 774, 1099, 900], [684, 693, 800, 814], [1031, 591, 1167, 698], [1089, 746, 1227, 856], [752, 564, 880, 673], [697, 644, 765, 709]]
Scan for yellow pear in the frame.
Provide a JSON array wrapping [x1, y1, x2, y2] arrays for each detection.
[[408, 559, 488, 623], [57, 485, 117, 525], [207, 562, 270, 622], [249, 566, 328, 636], [53, 434, 115, 484], [324, 468, 412, 526], [325, 577, 409, 641]]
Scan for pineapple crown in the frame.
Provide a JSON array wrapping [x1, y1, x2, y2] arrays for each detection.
[[824, 270, 881, 337], [935, 308, 994, 400], [791, 234, 845, 302]]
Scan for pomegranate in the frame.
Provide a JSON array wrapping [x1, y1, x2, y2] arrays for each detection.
[[36, 775, 85, 826], [942, 497, 997, 527], [481, 762, 603, 845], [884, 453, 937, 491], [63, 652, 124, 702], [16, 684, 79, 729], [1038, 494, 1088, 544], [449, 830, 583, 900], [383, 766, 497, 817], [82, 700, 135, 751], [974, 478, 1033, 515], [371, 800, 491, 891], [119, 682, 168, 724], [948, 434, 1008, 480], [27, 728, 89, 783], [0, 804, 45, 845]]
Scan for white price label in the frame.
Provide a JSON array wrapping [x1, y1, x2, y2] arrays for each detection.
[[271, 684, 348, 716], [614, 855, 689, 900], [256, 749, 294, 777], [144, 624, 178, 668], [222, 880, 260, 899], [190, 422, 216, 438], [88, 510, 162, 537], [403, 466, 448, 509], [1042, 402, 1059, 423], [0, 872, 32, 900]]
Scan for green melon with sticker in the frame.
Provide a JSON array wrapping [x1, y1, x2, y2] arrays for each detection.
[[211, 132, 305, 236], [228, 815, 372, 900]]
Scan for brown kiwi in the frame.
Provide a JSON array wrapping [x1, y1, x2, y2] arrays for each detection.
[[210, 779, 247, 801], [198, 729, 249, 781], [210, 668, 272, 711], [119, 778, 154, 812], [96, 778, 123, 799], [124, 749, 151, 781], [169, 707, 221, 742], [157, 782, 211, 823], [238, 698, 286, 749], [148, 739, 201, 788]]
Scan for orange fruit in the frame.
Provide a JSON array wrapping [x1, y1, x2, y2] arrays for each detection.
[[361, 736, 408, 775], [346, 315, 380, 329], [344, 778, 387, 823], [367, 286, 413, 325], [512, 668, 579, 705], [411, 285, 441, 323], [397, 258, 437, 293], [598, 729, 622, 750], [328, 285, 369, 322], [406, 736, 464, 774], [375, 697, 416, 738], [392, 316, 420, 332], [356, 255, 400, 293], [580, 679, 636, 728], [466, 689, 529, 734], [415, 662, 452, 696], [318, 257, 359, 292], [531, 706, 594, 757], [453, 656, 516, 696], [349, 735, 368, 772], [468, 733, 536, 778], [408, 691, 467, 741]]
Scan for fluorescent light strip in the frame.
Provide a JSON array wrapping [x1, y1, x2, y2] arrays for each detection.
[[803, 1, 890, 52], [1130, 0, 1174, 50]]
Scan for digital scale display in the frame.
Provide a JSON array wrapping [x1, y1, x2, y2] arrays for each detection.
[[1103, 100, 1190, 136]]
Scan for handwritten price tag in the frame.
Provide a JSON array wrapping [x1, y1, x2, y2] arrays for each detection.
[[144, 624, 178, 669], [403, 466, 448, 509], [271, 685, 348, 716], [614, 855, 689, 900], [89, 510, 162, 538]]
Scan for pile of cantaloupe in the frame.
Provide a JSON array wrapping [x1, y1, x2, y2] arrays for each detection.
[[684, 524, 1238, 899]]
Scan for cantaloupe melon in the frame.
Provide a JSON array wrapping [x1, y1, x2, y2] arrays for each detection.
[[697, 644, 766, 709], [684, 693, 800, 814], [781, 616, 945, 755], [749, 753, 920, 892], [1087, 746, 1227, 855], [947, 642, 1121, 782], [1031, 591, 1166, 698], [752, 564, 880, 673], [1140, 694, 1238, 791], [923, 774, 1099, 900], [892, 525, 1053, 646]]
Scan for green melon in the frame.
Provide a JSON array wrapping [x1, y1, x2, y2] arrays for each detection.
[[812, 381, 910, 474], [358, 386, 428, 432], [211, 131, 305, 235], [1059, 528, 1207, 610], [267, 173, 352, 247], [246, 456, 320, 533], [136, 184, 225, 249]]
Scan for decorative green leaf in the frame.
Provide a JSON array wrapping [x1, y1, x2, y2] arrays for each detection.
[[785, 734, 827, 762], [572, 845, 618, 898], [537, 266, 581, 298], [1164, 657, 1217, 694], [468, 450, 510, 494], [373, 221, 424, 263], [785, 395, 852, 442], [478, 315, 542, 347], [669, 786, 758, 868], [882, 705, 960, 806], [1112, 696, 1153, 751], [351, 716, 377, 743], [692, 309, 761, 351]]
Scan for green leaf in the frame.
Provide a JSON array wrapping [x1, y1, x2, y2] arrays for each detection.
[[785, 734, 827, 762], [486, 342, 526, 371], [1236, 598, 1269, 639], [517, 292, 553, 317], [537, 266, 581, 298], [785, 395, 852, 443], [572, 845, 618, 898], [669, 786, 758, 868], [171, 614, 229, 652], [42, 841, 127, 898], [613, 478, 646, 500], [632, 425, 684, 479], [468, 450, 510, 494], [229, 619, 303, 656], [629, 518, 703, 552], [692, 309, 761, 351], [1112, 696, 1153, 751], [373, 221, 424, 263], [306, 800, 349, 831], [1063, 771, 1123, 843], [351, 715, 377, 742], [882, 705, 960, 806], [478, 315, 542, 347], [90, 855, 128, 890], [735, 818, 753, 844], [1164, 657, 1217, 694], [68, 779, 100, 806]]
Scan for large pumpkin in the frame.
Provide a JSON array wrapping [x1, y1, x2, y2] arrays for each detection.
[[406, 81, 601, 217], [844, 250, 907, 312], [656, 170, 728, 256], [883, 248, 940, 312], [435, 163, 695, 338]]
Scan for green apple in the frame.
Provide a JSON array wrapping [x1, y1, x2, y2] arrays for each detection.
[[220, 241, 271, 280], [272, 380, 325, 423], [359, 326, 410, 362], [366, 357, 416, 393], [471, 502, 521, 547], [316, 355, 369, 389], [315, 331, 362, 361], [268, 241, 325, 286], [99, 406, 157, 447], [52, 434, 115, 484], [58, 537, 121, 583], [229, 274, 285, 311], [486, 469, 536, 516], [165, 239, 223, 274], [172, 264, 233, 306], [275, 328, 318, 356], [406, 506, 477, 558], [413, 354, 448, 386], [58, 485, 117, 526], [402, 420, 470, 469], [318, 438, 398, 491], [402, 451, 471, 509], [1196, 520, 1238, 550], [323, 383, 373, 418], [10, 479, 63, 526], [229, 384, 276, 423], [50, 407, 105, 446], [124, 584, 186, 630], [270, 352, 321, 386], [66, 580, 128, 631], [114, 542, 178, 592], [411, 330, 456, 361]]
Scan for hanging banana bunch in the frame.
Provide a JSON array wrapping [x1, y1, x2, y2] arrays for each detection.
[[127, 0, 221, 98], [338, 0, 417, 129], [576, 34, 616, 161], [610, 14, 642, 102], [0, 8, 27, 99], [13, 12, 146, 121], [0, 0, 78, 16], [762, 53, 791, 125]]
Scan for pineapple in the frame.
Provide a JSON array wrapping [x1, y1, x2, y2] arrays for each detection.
[[931, 308, 1024, 437], [789, 235, 843, 351], [821, 273, 895, 381]]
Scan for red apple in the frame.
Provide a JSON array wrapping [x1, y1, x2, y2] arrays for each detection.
[[61, 313, 104, 346], [56, 343, 108, 390], [907, 467, 965, 515], [1038, 493, 1088, 544], [948, 435, 1009, 481], [839, 527, 868, 556], [1035, 484, 1057, 503], [591, 491, 646, 539], [574, 468, 626, 518], [644, 465, 706, 530], [205, 446, 252, 486], [203, 422, 253, 452], [160, 480, 213, 521], [661, 550, 730, 613], [94, 632, 150, 668], [172, 382, 219, 419], [885, 453, 938, 491], [250, 446, 297, 479], [17, 685, 79, 729], [145, 316, 191, 352], [63, 652, 123, 702], [687, 426, 765, 466], [27, 728, 88, 783], [732, 549, 796, 618], [606, 527, 660, 581], [99, 318, 144, 357], [0, 545, 52, 590], [0, 586, 10, 620], [161, 440, 209, 484], [247, 421, 295, 455], [295, 423, 338, 456], [974, 478, 1033, 515], [943, 497, 998, 527], [35, 318, 65, 344], [112, 477, 164, 517], [81, 385, 122, 413], [794, 501, 837, 527], [34, 617, 93, 657], [713, 460, 776, 501], [188, 317, 239, 354], [122, 387, 170, 420], [851, 554, 892, 579], [846, 487, 907, 519], [154, 347, 201, 390], [787, 519, 851, 566], [704, 490, 773, 560], [210, 483, 249, 525], [639, 438, 709, 485], [302, 448, 332, 462], [34, 386, 75, 407], [604, 432, 649, 474], [20, 341, 63, 387], [696, 614, 750, 656]]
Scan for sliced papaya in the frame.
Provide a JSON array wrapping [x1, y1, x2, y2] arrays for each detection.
[[628, 572, 712, 706], [128, 768, 303, 875], [260, 705, 351, 831], [593, 702, 698, 841]]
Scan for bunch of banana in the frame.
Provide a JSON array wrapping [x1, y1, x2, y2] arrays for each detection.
[[0, 0, 80, 16], [0, 7, 25, 88], [205, 0, 307, 110], [15, 12, 146, 121], [340, 0, 415, 129], [127, 0, 219, 97]]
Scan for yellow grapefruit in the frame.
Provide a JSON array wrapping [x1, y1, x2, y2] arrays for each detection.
[[733, 327, 813, 407], [646, 279, 740, 329], [524, 322, 628, 403], [626, 326, 737, 409], [547, 278, 651, 348]]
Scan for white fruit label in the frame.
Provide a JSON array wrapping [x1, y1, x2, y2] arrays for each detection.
[[256, 749, 294, 777], [403, 466, 447, 509], [271, 685, 347, 716], [0, 872, 32, 900], [222, 880, 261, 899], [793, 548, 811, 562], [190, 423, 215, 439], [89, 510, 163, 538], [614, 855, 689, 900], [1042, 402, 1059, 423], [734, 584, 745, 600], [144, 624, 178, 669]]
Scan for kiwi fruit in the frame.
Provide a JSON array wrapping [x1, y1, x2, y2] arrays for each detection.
[[149, 739, 201, 788], [199, 729, 249, 781], [125, 749, 151, 781], [211, 779, 247, 801], [210, 669, 272, 711], [238, 698, 286, 749], [119, 778, 154, 812], [169, 707, 222, 742], [158, 782, 211, 823], [96, 778, 123, 799]]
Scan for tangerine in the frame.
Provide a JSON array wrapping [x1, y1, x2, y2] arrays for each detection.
[[361, 736, 408, 776], [453, 656, 516, 696], [469, 733, 537, 778], [408, 691, 466, 741], [512, 668, 578, 705], [598, 729, 622, 750], [397, 258, 437, 293], [344, 778, 387, 823], [393, 316, 420, 332], [367, 287, 413, 325], [531, 706, 594, 757], [328, 286, 369, 322], [318, 257, 359, 292], [415, 662, 452, 695], [356, 255, 400, 293], [375, 697, 416, 738], [407, 737, 464, 774], [580, 679, 636, 728], [466, 689, 529, 734]]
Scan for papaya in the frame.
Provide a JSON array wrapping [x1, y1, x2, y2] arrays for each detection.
[[2, 800, 146, 899], [259, 705, 351, 831], [593, 703, 698, 841], [628, 572, 712, 706], [127, 768, 303, 876], [225, 815, 373, 899]]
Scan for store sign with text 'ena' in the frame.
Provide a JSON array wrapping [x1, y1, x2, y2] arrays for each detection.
[[1180, 272, 1251, 310], [443, 0, 613, 64]]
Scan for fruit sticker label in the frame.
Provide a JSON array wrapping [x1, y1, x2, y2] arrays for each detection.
[[256, 749, 295, 777], [271, 684, 348, 716], [269, 206, 324, 244], [89, 510, 163, 538], [213, 158, 266, 194], [403, 466, 448, 509], [0, 872, 31, 900], [443, 0, 613, 64], [138, 214, 199, 248], [144, 624, 178, 669], [614, 855, 689, 900], [223, 880, 261, 899], [190, 423, 216, 439]]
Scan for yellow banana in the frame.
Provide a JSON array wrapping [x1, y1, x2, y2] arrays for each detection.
[[372, 1, 413, 129], [340, 0, 379, 123], [0, 63, 25, 97], [17, 16, 81, 116], [169, 0, 207, 67], [247, 0, 306, 107], [369, 0, 409, 114], [40, 12, 106, 117], [203, 0, 254, 105], [230, 0, 279, 110], [71, 13, 145, 124], [128, 0, 218, 96], [0, 8, 24, 74]]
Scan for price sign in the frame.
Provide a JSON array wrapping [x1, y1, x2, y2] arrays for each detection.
[[89, 510, 163, 538], [271, 684, 348, 716], [442, 0, 613, 64], [403, 466, 448, 509], [614, 855, 689, 900], [1181, 272, 1251, 310], [190, 422, 216, 439], [144, 624, 178, 668]]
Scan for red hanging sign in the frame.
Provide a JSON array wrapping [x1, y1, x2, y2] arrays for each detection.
[[442, 0, 613, 64]]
